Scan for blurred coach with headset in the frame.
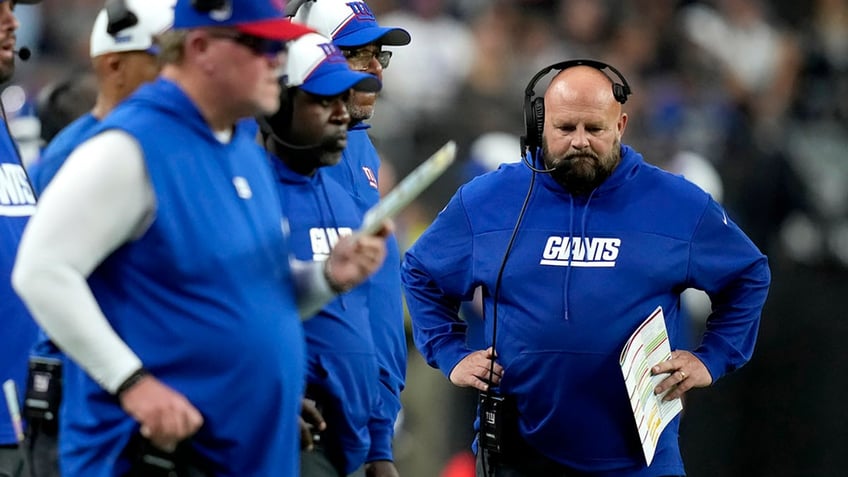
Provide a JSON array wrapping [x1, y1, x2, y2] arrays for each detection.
[[401, 60, 771, 476], [0, 1, 41, 477]]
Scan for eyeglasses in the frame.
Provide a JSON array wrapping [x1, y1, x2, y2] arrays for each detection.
[[341, 48, 392, 70], [208, 32, 287, 59]]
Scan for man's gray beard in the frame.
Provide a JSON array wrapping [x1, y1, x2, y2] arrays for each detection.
[[347, 101, 374, 123], [544, 140, 621, 196]]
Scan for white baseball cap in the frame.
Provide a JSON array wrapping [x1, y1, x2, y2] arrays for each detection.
[[90, 0, 176, 58], [291, 0, 410, 48], [284, 32, 381, 96]]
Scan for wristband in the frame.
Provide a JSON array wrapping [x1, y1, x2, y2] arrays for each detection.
[[115, 367, 149, 397]]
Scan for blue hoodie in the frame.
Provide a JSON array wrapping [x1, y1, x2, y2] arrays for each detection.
[[402, 145, 770, 476], [57, 78, 304, 477], [269, 153, 379, 474], [322, 123, 405, 462], [29, 112, 99, 195], [0, 115, 38, 445]]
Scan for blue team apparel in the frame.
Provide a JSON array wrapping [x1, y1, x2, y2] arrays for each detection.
[[270, 154, 379, 473], [28, 113, 99, 196], [322, 124, 406, 461], [57, 78, 304, 477], [402, 145, 771, 476], [0, 116, 39, 445]]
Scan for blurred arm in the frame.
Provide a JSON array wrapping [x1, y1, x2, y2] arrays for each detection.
[[13, 130, 155, 393]]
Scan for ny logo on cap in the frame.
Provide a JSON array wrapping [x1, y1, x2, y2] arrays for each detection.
[[318, 42, 346, 64], [347, 1, 376, 21]]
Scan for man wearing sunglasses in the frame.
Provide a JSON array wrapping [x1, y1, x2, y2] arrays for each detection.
[[13, 1, 390, 476], [291, 2, 410, 476]]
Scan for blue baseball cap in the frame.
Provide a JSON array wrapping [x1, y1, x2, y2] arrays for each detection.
[[173, 0, 314, 41], [291, 0, 410, 48], [283, 32, 380, 96]]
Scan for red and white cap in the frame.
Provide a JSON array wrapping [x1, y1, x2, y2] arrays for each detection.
[[283, 32, 380, 95], [173, 0, 314, 42]]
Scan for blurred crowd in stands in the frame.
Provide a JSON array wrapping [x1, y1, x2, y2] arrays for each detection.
[[6, 1, 846, 476]]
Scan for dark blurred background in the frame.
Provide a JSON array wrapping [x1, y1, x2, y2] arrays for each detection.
[[6, 1, 846, 476]]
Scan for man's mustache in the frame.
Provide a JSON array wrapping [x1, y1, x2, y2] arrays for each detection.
[[564, 152, 598, 161]]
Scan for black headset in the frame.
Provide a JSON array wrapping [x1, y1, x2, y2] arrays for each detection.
[[259, 86, 297, 143], [191, 0, 227, 12], [284, 0, 313, 16], [259, 87, 328, 155], [107, 0, 229, 35], [521, 59, 632, 162], [105, 0, 138, 35]]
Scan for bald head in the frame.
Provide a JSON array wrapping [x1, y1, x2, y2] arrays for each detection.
[[540, 65, 629, 195], [545, 66, 624, 121]]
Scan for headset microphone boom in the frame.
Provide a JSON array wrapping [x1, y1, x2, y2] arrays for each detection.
[[14, 47, 30, 61]]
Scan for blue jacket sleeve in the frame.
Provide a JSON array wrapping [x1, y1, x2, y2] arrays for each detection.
[[688, 199, 771, 381], [401, 191, 476, 379], [366, 235, 407, 462], [366, 371, 401, 462]]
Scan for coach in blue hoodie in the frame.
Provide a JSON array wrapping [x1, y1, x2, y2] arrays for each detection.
[[261, 32, 384, 477], [402, 62, 771, 477]]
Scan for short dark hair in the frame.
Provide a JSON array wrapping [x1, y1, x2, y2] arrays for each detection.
[[37, 72, 98, 143]]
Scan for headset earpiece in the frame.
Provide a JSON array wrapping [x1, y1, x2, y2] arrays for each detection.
[[284, 0, 314, 16], [261, 87, 296, 142], [522, 98, 537, 157], [191, 0, 227, 12], [521, 58, 632, 162], [105, 0, 138, 35], [612, 83, 628, 104], [530, 97, 545, 154]]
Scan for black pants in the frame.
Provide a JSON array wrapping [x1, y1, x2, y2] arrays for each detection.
[[300, 446, 365, 477], [0, 445, 28, 477], [26, 418, 60, 477], [301, 385, 363, 477]]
